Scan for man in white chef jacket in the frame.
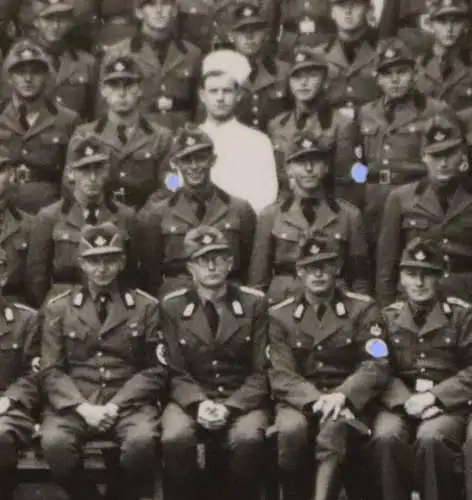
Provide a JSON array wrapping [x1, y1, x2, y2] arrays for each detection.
[[199, 49, 278, 213]]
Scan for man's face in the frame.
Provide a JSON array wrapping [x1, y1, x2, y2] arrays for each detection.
[[400, 268, 438, 303], [36, 12, 73, 43], [431, 14, 468, 48], [72, 162, 110, 200], [230, 25, 267, 58], [377, 63, 414, 100], [101, 79, 143, 115], [187, 251, 233, 289], [288, 154, 329, 191], [0, 165, 14, 198], [423, 146, 464, 184], [175, 150, 214, 188], [199, 73, 240, 121], [80, 253, 126, 288], [331, 0, 369, 32], [298, 260, 338, 296], [289, 68, 326, 102], [9, 63, 48, 100], [136, 0, 177, 40]]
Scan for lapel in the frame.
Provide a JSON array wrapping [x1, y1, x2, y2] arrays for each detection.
[[23, 105, 55, 140], [161, 40, 186, 76], [202, 190, 229, 226], [414, 183, 444, 220], [282, 199, 309, 232], [250, 62, 277, 92], [55, 51, 81, 85], [312, 199, 338, 231], [0, 309, 12, 339], [385, 97, 420, 134], [419, 302, 449, 337], [369, 99, 389, 128], [65, 203, 84, 229], [395, 303, 418, 334], [444, 185, 472, 221], [0, 209, 21, 246], [182, 291, 214, 345], [349, 41, 376, 75], [99, 290, 131, 337], [73, 292, 101, 331], [97, 120, 122, 150], [215, 287, 249, 344], [326, 40, 349, 70], [173, 193, 201, 226], [311, 303, 345, 346], [119, 123, 152, 159], [0, 102, 25, 135]]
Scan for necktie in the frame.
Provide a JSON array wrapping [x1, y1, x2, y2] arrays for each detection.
[[384, 100, 395, 124], [204, 301, 219, 336], [96, 293, 110, 324], [316, 303, 326, 321], [18, 105, 29, 130], [84, 204, 99, 225], [117, 124, 128, 145], [414, 309, 428, 329], [296, 111, 311, 131], [192, 196, 207, 221], [248, 63, 258, 84], [342, 41, 358, 64], [440, 54, 452, 80], [301, 198, 318, 225]]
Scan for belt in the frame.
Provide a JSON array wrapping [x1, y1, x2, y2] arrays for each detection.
[[152, 96, 192, 114], [273, 263, 296, 276], [100, 15, 134, 24], [163, 268, 189, 278], [15, 164, 57, 184], [367, 169, 425, 185]]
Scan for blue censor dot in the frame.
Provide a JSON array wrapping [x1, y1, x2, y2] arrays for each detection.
[[165, 173, 182, 192], [351, 162, 369, 184], [365, 339, 389, 359]]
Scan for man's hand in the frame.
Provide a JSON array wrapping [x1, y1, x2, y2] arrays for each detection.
[[0, 397, 11, 416], [404, 392, 436, 418], [420, 405, 443, 420], [97, 403, 119, 432], [197, 400, 227, 430], [312, 393, 347, 423], [76, 402, 108, 428]]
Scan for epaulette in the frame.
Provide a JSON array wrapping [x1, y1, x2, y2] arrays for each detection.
[[384, 301, 404, 311], [135, 289, 159, 304], [344, 291, 373, 302], [48, 289, 72, 305], [447, 297, 471, 309], [163, 288, 188, 302], [13, 303, 36, 313], [269, 296, 296, 312], [239, 286, 265, 297]]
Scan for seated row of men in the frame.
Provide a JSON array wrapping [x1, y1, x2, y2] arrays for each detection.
[[0, 215, 470, 500]]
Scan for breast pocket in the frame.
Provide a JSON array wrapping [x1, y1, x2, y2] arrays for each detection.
[[361, 123, 380, 161], [127, 327, 147, 362], [271, 225, 303, 264], [0, 336, 23, 377], [56, 73, 90, 111], [63, 329, 89, 361], [389, 128, 423, 160], [52, 228, 81, 271], [161, 222, 189, 263], [389, 332, 415, 369], [166, 69, 193, 100], [401, 216, 430, 240], [126, 150, 157, 185], [264, 85, 288, 119], [217, 218, 242, 266]]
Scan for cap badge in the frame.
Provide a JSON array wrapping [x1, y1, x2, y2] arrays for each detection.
[[94, 235, 107, 247], [370, 323, 383, 336], [444, 0, 453, 5], [310, 244, 320, 255], [202, 234, 213, 245], [114, 61, 125, 72], [415, 250, 426, 261], [295, 52, 307, 63], [243, 6, 254, 16], [21, 49, 33, 60], [434, 130, 446, 142], [84, 146, 95, 156], [335, 302, 346, 317], [50, 0, 60, 4], [302, 138, 313, 149], [385, 48, 396, 59], [186, 136, 196, 146]]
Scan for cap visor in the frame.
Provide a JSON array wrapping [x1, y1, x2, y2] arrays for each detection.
[[40, 4, 73, 16], [71, 153, 109, 168], [190, 244, 231, 259], [377, 58, 413, 72], [290, 61, 326, 75], [173, 144, 213, 160], [297, 253, 338, 267], [423, 138, 462, 155], [9, 60, 49, 72], [81, 246, 124, 257], [287, 148, 330, 162], [103, 73, 141, 83], [233, 19, 267, 30], [431, 8, 468, 18], [400, 261, 443, 272]]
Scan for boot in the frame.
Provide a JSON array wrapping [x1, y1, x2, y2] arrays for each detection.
[[312, 458, 343, 500]]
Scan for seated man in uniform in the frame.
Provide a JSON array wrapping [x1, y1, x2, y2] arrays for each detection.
[[0, 288, 40, 500], [160, 226, 270, 500], [268, 234, 390, 500], [369, 237, 472, 500], [40, 222, 167, 500]]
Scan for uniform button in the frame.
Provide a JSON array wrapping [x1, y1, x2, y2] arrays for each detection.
[[468, 400, 472, 406], [347, 86, 353, 93], [252, 106, 259, 113], [383, 144, 390, 151], [179, 339, 187, 345], [419, 353, 425, 358], [316, 345, 323, 351], [296, 341, 302, 348], [253, 119, 259, 125], [382, 159, 389, 165], [467, 88, 472, 96], [160, 84, 166, 91], [215, 373, 220, 378], [225, 223, 231, 229], [443, 238, 448, 244], [419, 367, 426, 373], [190, 6, 197, 13], [22, 149, 28, 155], [131, 331, 139, 337], [419, 338, 424, 343], [56, 96, 63, 103], [212, 360, 218, 366], [12, 343, 18, 349], [101, 383, 107, 388], [346, 339, 352, 344], [97, 351, 103, 357], [69, 332, 76, 338], [253, 94, 259, 101], [444, 255, 450, 262], [318, 361, 324, 367], [100, 367, 105, 373], [218, 386, 224, 393], [120, 171, 126, 178]]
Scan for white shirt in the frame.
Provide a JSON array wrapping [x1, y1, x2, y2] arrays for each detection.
[[200, 118, 278, 213]]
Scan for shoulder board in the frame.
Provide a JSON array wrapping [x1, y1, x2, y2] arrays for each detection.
[[269, 296, 296, 312], [135, 289, 159, 304], [447, 297, 472, 309], [239, 286, 265, 297], [385, 301, 404, 311], [163, 288, 188, 302], [13, 303, 37, 313], [344, 291, 373, 302], [47, 289, 72, 305]]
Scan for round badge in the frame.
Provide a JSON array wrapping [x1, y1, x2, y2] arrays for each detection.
[[156, 343, 168, 366], [31, 356, 41, 373], [365, 339, 388, 358], [265, 345, 271, 361]]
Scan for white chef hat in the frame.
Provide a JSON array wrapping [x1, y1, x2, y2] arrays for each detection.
[[201, 50, 251, 86]]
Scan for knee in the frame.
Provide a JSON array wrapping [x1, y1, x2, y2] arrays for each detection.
[[276, 412, 310, 471], [416, 425, 446, 450], [371, 427, 407, 448], [121, 427, 158, 470], [228, 418, 266, 451], [0, 428, 17, 467], [41, 428, 78, 475], [161, 418, 197, 452]]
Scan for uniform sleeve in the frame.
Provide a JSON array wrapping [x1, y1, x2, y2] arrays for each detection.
[[252, 136, 279, 213], [334, 303, 391, 411], [431, 310, 472, 409], [41, 304, 88, 411], [224, 297, 269, 412], [346, 208, 371, 294], [376, 189, 404, 307], [4, 310, 41, 411], [123, 210, 146, 292], [334, 113, 355, 182], [268, 315, 322, 410], [380, 377, 413, 409], [25, 211, 56, 308], [110, 301, 168, 409], [248, 207, 276, 291], [236, 201, 256, 284], [152, 128, 174, 203], [160, 306, 207, 411]]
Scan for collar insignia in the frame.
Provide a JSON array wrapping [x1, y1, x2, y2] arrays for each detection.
[[73, 292, 84, 307], [183, 302, 195, 318], [124, 292, 135, 308], [4, 307, 13, 323], [335, 301, 347, 317], [293, 302, 305, 320], [232, 300, 244, 317]]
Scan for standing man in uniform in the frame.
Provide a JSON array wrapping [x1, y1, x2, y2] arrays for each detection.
[[40, 222, 167, 500], [226, 1, 291, 133], [141, 125, 255, 297], [267, 46, 357, 205], [26, 135, 146, 308], [376, 111, 472, 306], [416, 0, 472, 112], [249, 131, 371, 304], [0, 39, 80, 214], [70, 52, 173, 210], [268, 235, 389, 500], [98, 0, 202, 131], [369, 237, 472, 500], [160, 225, 269, 500], [358, 38, 448, 258], [199, 49, 278, 213], [0, 287, 40, 500]]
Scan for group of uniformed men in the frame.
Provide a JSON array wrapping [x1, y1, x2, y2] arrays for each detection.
[[2, 0, 472, 500]]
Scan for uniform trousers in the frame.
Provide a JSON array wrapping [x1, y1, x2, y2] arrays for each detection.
[[369, 409, 465, 500], [161, 402, 269, 500], [41, 404, 160, 500]]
